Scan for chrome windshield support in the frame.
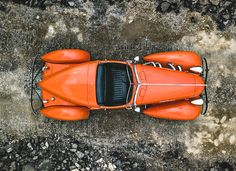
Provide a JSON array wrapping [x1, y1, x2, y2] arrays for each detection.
[[133, 64, 140, 106]]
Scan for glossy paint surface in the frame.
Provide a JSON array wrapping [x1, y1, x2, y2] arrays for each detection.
[[143, 100, 202, 120], [40, 106, 89, 120], [135, 64, 205, 105], [42, 49, 90, 63], [143, 51, 202, 70]]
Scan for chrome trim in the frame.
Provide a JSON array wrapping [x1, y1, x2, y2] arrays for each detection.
[[139, 83, 206, 86], [133, 64, 140, 83], [167, 63, 176, 70], [143, 62, 156, 67], [133, 65, 140, 106], [133, 85, 140, 106]]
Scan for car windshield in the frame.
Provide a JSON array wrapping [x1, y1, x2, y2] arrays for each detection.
[[96, 63, 133, 106]]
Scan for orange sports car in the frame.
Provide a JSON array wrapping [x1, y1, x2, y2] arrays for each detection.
[[31, 49, 208, 121]]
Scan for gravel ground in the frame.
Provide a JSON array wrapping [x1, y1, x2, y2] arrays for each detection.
[[0, 0, 236, 170]]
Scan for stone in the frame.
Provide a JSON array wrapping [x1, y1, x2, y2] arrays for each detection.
[[108, 163, 116, 171], [45, 142, 49, 148], [76, 151, 84, 159], [68, 1, 75, 7], [33, 156, 38, 160], [7, 148, 13, 153], [72, 143, 78, 149], [209, 0, 220, 6], [160, 2, 170, 12]]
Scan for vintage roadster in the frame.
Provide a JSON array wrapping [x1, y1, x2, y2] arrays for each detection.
[[31, 49, 208, 121]]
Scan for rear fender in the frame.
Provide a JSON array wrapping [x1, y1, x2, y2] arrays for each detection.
[[143, 51, 202, 71], [42, 49, 90, 64], [40, 106, 90, 121], [143, 100, 202, 121]]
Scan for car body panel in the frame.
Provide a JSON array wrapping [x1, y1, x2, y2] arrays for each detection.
[[134, 64, 205, 105], [39, 61, 98, 107]]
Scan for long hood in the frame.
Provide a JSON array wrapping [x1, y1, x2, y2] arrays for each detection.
[[134, 64, 205, 105], [38, 61, 98, 107]]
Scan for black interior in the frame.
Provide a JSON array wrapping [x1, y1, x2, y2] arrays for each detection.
[[96, 63, 133, 106]]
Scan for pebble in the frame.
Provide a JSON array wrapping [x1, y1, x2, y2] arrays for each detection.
[[76, 151, 84, 159], [214, 139, 219, 146], [108, 163, 116, 171], [209, 0, 220, 6], [7, 148, 13, 153], [220, 116, 227, 123], [68, 1, 75, 7], [45, 142, 49, 148], [160, 2, 170, 12], [70, 149, 77, 152], [72, 143, 78, 149], [75, 162, 80, 168]]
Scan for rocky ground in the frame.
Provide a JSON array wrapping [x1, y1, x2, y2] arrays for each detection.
[[0, 0, 236, 170]]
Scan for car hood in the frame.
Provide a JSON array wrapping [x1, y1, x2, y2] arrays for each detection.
[[39, 61, 98, 107], [134, 64, 205, 105]]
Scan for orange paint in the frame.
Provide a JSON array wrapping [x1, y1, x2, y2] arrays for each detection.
[[143, 100, 202, 120]]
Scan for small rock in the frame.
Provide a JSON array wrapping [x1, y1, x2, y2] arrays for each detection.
[[76, 151, 84, 159], [160, 2, 170, 12], [214, 139, 219, 146], [72, 143, 78, 149], [36, 15, 40, 19], [209, 0, 220, 6], [45, 142, 49, 148], [96, 158, 104, 163], [220, 116, 227, 123], [7, 147, 13, 153], [222, 150, 226, 154], [27, 142, 33, 150], [75, 162, 80, 168], [108, 163, 116, 171], [68, 1, 75, 7], [33, 156, 38, 160], [70, 149, 76, 152]]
